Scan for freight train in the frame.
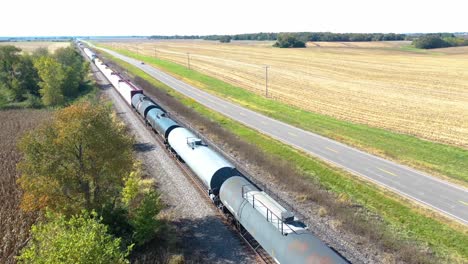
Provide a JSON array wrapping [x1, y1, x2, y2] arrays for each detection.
[[82, 46, 347, 264]]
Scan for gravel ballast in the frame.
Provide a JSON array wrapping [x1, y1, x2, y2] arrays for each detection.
[[89, 64, 255, 263]]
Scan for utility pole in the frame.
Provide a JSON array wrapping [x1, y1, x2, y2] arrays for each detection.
[[154, 48, 157, 58], [265, 65, 269, 98], [187, 52, 191, 69]]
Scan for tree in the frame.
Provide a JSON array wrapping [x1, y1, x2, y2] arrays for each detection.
[[33, 56, 66, 106], [219, 35, 232, 43], [0, 46, 23, 101], [130, 190, 163, 245], [16, 55, 40, 98], [18, 102, 134, 215], [121, 164, 163, 245], [31, 47, 50, 59], [0, 46, 41, 102], [273, 34, 306, 48], [17, 211, 131, 264], [413, 35, 450, 49], [54, 47, 87, 97]]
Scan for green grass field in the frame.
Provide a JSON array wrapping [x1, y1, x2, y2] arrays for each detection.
[[99, 50, 468, 263], [100, 45, 468, 186]]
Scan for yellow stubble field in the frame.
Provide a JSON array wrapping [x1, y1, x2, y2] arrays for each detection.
[[0, 41, 70, 53], [108, 40, 468, 147]]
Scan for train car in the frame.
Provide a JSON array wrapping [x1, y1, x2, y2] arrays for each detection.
[[131, 94, 158, 118], [131, 93, 145, 109], [92, 57, 143, 105], [83, 48, 96, 60], [95, 59, 124, 91], [167, 127, 239, 195], [137, 98, 158, 118], [83, 46, 347, 264], [117, 79, 143, 105], [146, 108, 180, 140], [220, 176, 347, 264]]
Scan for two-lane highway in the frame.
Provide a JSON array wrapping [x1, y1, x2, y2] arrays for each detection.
[[98, 46, 468, 224]]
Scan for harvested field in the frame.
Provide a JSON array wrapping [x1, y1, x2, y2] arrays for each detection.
[[308, 41, 411, 48], [0, 109, 51, 263], [0, 41, 70, 53], [104, 40, 468, 147]]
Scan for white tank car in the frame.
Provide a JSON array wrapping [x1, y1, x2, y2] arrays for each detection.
[[167, 127, 239, 195]]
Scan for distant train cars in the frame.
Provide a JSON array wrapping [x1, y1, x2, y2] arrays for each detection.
[[82, 46, 347, 264], [89, 52, 143, 105]]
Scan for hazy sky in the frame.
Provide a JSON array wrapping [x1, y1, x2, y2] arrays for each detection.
[[1, 0, 467, 36]]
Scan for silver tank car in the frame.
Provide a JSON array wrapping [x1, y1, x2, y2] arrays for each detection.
[[136, 97, 158, 118], [131, 93, 145, 109], [167, 127, 238, 194], [146, 108, 180, 140], [220, 176, 348, 264]]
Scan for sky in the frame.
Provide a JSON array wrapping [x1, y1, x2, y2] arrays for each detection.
[[1, 0, 467, 36]]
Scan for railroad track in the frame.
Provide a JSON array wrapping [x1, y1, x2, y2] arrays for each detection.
[[81, 46, 273, 263], [130, 106, 275, 264]]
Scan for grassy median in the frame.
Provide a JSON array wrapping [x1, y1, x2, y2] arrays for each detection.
[[97, 49, 468, 263]]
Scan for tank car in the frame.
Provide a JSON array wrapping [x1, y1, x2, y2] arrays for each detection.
[[146, 108, 180, 140], [167, 127, 239, 195], [137, 98, 158, 118], [220, 176, 347, 264]]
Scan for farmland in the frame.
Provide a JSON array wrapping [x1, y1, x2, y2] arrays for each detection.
[[95, 52, 468, 263], [0, 110, 51, 263], [103, 40, 468, 148], [0, 41, 69, 53]]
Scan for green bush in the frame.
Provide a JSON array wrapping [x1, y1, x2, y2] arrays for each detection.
[[130, 190, 163, 246], [24, 93, 42, 108], [412, 34, 468, 49], [273, 34, 306, 48], [17, 211, 131, 264], [413, 35, 450, 49], [219, 35, 232, 43]]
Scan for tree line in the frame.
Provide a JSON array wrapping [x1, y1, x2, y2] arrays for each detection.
[[0, 45, 88, 108], [148, 32, 406, 43], [148, 35, 201, 39], [205, 32, 406, 42], [16, 102, 170, 263], [412, 33, 468, 49]]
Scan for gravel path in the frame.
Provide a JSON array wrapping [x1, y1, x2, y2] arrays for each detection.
[[89, 64, 255, 264]]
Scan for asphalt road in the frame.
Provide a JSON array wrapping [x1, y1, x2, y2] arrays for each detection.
[[99, 47, 468, 225]]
